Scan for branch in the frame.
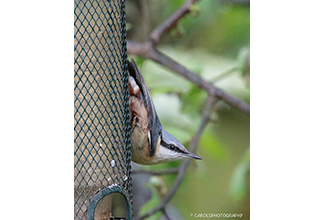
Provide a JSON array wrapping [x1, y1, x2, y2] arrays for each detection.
[[127, 41, 250, 115], [137, 96, 216, 220], [150, 0, 200, 45]]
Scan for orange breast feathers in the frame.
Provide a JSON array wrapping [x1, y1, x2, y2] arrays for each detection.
[[129, 75, 150, 157]]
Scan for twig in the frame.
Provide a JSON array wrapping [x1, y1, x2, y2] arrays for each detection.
[[137, 96, 216, 220], [210, 66, 239, 82], [150, 0, 200, 45], [127, 41, 250, 115], [132, 168, 178, 176]]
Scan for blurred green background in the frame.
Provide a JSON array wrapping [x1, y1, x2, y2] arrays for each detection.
[[126, 0, 250, 219]]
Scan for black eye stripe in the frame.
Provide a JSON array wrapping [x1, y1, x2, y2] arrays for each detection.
[[161, 140, 185, 154], [169, 145, 184, 153]]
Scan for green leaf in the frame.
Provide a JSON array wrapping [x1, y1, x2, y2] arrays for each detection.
[[179, 85, 207, 119], [126, 22, 132, 31], [229, 148, 250, 203], [199, 126, 227, 160], [131, 57, 146, 68], [190, 4, 202, 17], [152, 93, 197, 133]]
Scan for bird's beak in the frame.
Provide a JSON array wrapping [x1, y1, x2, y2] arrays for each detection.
[[186, 152, 203, 160]]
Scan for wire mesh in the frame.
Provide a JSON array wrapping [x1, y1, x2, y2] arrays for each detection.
[[74, 0, 132, 219]]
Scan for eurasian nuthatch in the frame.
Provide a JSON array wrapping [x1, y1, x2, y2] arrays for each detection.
[[128, 59, 202, 165]]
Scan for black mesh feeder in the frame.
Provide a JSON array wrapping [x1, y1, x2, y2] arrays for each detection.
[[74, 0, 132, 219]]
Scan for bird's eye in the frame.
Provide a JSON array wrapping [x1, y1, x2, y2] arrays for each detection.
[[169, 145, 175, 150]]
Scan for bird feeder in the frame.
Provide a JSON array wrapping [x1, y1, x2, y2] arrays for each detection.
[[74, 0, 132, 219]]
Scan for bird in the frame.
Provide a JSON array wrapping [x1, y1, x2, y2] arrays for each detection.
[[128, 59, 202, 165]]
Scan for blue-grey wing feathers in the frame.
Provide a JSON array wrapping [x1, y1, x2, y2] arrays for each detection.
[[128, 59, 162, 157]]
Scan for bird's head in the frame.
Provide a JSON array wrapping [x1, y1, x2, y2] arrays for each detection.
[[153, 128, 202, 163]]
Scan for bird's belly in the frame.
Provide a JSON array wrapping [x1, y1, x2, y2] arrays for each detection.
[[130, 123, 151, 164]]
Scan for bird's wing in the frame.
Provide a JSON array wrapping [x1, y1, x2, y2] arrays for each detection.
[[128, 59, 162, 157]]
